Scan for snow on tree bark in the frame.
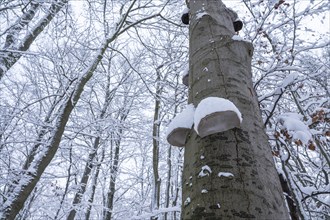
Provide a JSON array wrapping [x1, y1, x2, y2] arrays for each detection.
[[181, 1, 289, 219]]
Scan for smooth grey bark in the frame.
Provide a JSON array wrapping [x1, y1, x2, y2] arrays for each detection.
[[181, 1, 289, 219]]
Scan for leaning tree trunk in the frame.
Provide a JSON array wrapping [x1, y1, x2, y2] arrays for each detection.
[[0, 0, 68, 81], [181, 1, 289, 219]]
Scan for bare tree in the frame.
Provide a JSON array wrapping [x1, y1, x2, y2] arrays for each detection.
[[66, 61, 122, 220], [240, 0, 329, 218], [0, 1, 161, 218]]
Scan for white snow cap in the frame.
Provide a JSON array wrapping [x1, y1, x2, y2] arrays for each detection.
[[198, 165, 212, 177], [184, 197, 191, 206], [232, 35, 243, 41], [201, 189, 208, 193], [182, 7, 189, 14], [181, 65, 189, 77], [194, 97, 242, 137], [167, 104, 195, 136], [196, 12, 208, 20], [232, 35, 251, 43], [166, 104, 195, 146], [218, 172, 234, 178]]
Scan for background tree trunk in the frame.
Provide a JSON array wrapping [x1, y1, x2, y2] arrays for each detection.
[[0, 0, 68, 80], [151, 68, 161, 219], [104, 136, 121, 220], [181, 1, 289, 219], [104, 99, 131, 220], [66, 137, 101, 220], [67, 71, 116, 220]]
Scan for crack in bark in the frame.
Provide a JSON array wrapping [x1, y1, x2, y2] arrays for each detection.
[[234, 129, 252, 215]]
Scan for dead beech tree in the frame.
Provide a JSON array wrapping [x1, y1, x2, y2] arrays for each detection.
[[178, 1, 289, 219]]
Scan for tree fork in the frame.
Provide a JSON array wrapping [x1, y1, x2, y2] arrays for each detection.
[[181, 1, 289, 219]]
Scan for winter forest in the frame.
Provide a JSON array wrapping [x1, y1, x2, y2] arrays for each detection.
[[0, 0, 329, 219]]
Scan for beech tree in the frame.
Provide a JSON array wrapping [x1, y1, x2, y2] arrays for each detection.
[[180, 1, 289, 219]]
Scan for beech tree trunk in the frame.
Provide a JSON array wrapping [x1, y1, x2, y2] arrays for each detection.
[[181, 1, 289, 219]]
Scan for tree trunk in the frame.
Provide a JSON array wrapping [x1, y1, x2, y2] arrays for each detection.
[[54, 147, 74, 220], [181, 1, 289, 219], [151, 69, 161, 219], [85, 149, 104, 220], [66, 137, 101, 220], [165, 74, 181, 220], [104, 133, 121, 220], [104, 104, 130, 220], [0, 0, 68, 80], [164, 145, 172, 220], [0, 37, 110, 220]]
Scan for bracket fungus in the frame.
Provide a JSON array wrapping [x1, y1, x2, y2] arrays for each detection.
[[182, 66, 189, 86], [166, 104, 195, 146], [194, 97, 242, 138]]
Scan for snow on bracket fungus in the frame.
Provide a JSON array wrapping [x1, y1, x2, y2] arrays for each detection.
[[181, 66, 189, 86], [166, 104, 195, 147], [194, 97, 242, 138]]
